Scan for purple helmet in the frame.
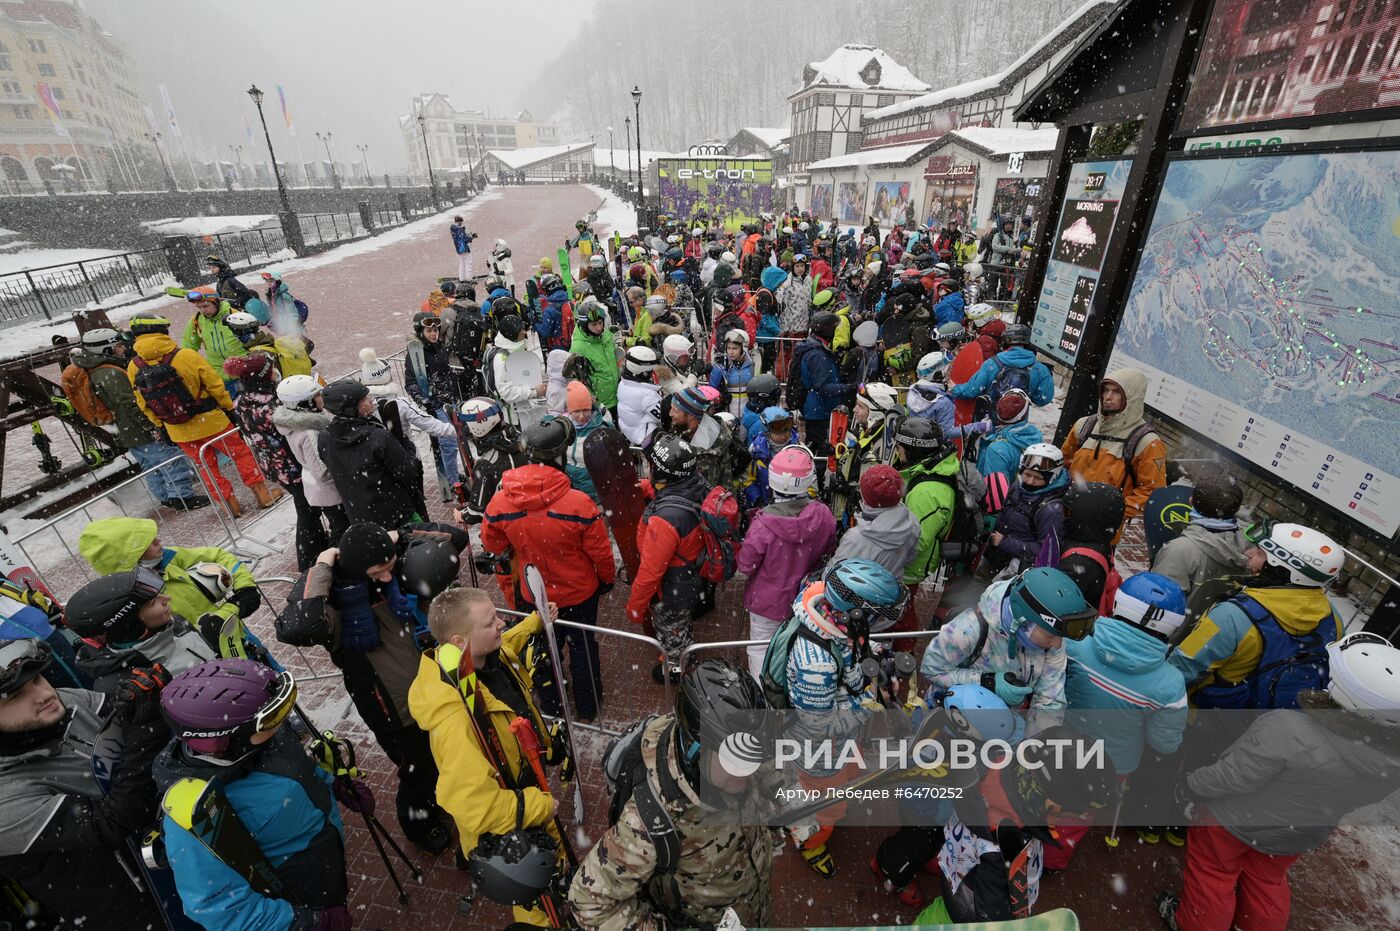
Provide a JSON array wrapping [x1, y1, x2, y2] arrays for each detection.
[[160, 659, 296, 755]]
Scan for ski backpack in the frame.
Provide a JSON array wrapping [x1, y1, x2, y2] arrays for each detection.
[[481, 346, 504, 396], [985, 357, 1033, 411], [759, 614, 839, 710], [1196, 595, 1337, 710], [1075, 415, 1159, 490], [270, 337, 314, 377], [131, 350, 216, 425], [784, 343, 811, 413], [602, 715, 680, 875], [1059, 546, 1122, 617], [60, 361, 120, 425], [544, 297, 574, 352], [929, 459, 990, 566], [651, 485, 744, 583]]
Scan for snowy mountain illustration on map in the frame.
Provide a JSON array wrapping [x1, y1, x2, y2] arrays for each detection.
[[1115, 150, 1400, 470]]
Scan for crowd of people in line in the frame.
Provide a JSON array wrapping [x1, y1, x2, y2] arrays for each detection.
[[0, 208, 1395, 931]]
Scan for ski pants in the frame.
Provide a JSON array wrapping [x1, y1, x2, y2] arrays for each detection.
[[875, 824, 945, 887], [432, 408, 461, 485], [375, 721, 449, 846], [129, 439, 200, 501], [534, 587, 604, 721], [178, 432, 264, 503], [804, 418, 831, 490], [458, 252, 473, 282], [652, 598, 693, 670], [1178, 812, 1300, 931], [281, 479, 348, 572], [747, 611, 782, 682]]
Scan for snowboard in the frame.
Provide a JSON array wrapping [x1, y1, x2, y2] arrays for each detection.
[[948, 341, 986, 429], [1142, 484, 1194, 561], [583, 424, 645, 583], [557, 247, 575, 300]]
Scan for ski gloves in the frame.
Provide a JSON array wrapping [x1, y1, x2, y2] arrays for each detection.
[[111, 663, 171, 727], [982, 670, 1033, 707], [332, 776, 376, 815]]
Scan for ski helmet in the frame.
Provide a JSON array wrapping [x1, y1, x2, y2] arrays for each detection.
[[160, 659, 297, 756], [468, 828, 559, 906], [63, 567, 165, 643], [321, 380, 369, 418], [222, 353, 277, 383], [0, 638, 54, 701], [933, 683, 1025, 745], [1111, 572, 1187, 643], [964, 303, 999, 328], [853, 320, 879, 348], [812, 288, 836, 309], [760, 405, 794, 434], [128, 314, 171, 336], [276, 374, 323, 409], [439, 279, 458, 297], [894, 417, 954, 466], [185, 562, 233, 605], [962, 261, 983, 280], [624, 345, 659, 376], [401, 538, 460, 599], [80, 328, 122, 353], [917, 352, 950, 381], [809, 311, 840, 343], [857, 382, 899, 416], [768, 445, 817, 499], [539, 274, 563, 294], [1244, 521, 1344, 587], [1061, 482, 1126, 544], [706, 241, 725, 257], [662, 334, 692, 363], [573, 280, 593, 297], [522, 416, 575, 466], [1000, 323, 1032, 348], [746, 373, 780, 411], [1325, 633, 1400, 718], [645, 294, 668, 314], [675, 658, 769, 779], [459, 397, 504, 438], [822, 559, 908, 633], [995, 389, 1031, 425], [720, 250, 736, 263], [723, 328, 749, 350], [646, 434, 697, 484], [412, 311, 442, 337], [1005, 567, 1097, 643], [495, 314, 526, 343], [484, 275, 506, 292], [578, 297, 607, 327], [588, 253, 607, 268], [936, 321, 965, 344], [1018, 443, 1064, 484]]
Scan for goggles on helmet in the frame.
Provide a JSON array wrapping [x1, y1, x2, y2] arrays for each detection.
[[0, 638, 52, 699], [1017, 583, 1096, 641], [132, 565, 167, 601], [254, 670, 299, 735]]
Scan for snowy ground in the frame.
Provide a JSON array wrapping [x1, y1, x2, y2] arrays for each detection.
[[0, 246, 135, 274], [142, 214, 277, 237]]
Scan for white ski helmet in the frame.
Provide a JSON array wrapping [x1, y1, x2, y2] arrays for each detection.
[[588, 254, 606, 268], [1247, 521, 1345, 587], [866, 260, 883, 276], [799, 221, 810, 232], [782, 226, 794, 235], [857, 382, 899, 415], [644, 294, 668, 313], [1019, 443, 1065, 483], [495, 238, 508, 249], [459, 397, 504, 439], [662, 334, 692, 362], [966, 303, 1000, 327], [720, 250, 736, 263], [917, 352, 949, 380], [768, 445, 817, 499], [691, 226, 704, 237], [1326, 633, 1400, 718], [224, 311, 260, 333], [624, 345, 658, 375], [276, 374, 323, 408], [963, 261, 984, 280], [853, 320, 879, 348], [723, 328, 749, 350]]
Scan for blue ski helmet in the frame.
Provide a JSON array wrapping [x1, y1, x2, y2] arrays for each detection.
[[1112, 572, 1187, 642], [1004, 567, 1097, 642], [822, 559, 907, 631], [933, 683, 1025, 745]]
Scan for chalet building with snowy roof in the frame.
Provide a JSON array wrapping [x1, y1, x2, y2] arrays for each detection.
[[790, 2, 1113, 236], [724, 127, 790, 172], [401, 93, 559, 182], [474, 142, 594, 183]]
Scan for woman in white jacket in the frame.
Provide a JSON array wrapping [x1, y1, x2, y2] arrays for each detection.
[[617, 345, 662, 447], [489, 239, 515, 295], [271, 376, 349, 547]]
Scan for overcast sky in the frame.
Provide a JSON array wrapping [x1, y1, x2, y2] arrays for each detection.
[[82, 0, 595, 173]]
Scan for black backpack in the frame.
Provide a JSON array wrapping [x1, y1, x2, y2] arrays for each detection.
[[785, 342, 811, 412], [918, 459, 988, 566], [131, 349, 216, 425], [602, 716, 680, 877], [986, 357, 1033, 410]]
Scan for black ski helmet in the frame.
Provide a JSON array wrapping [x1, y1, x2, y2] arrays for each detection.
[[400, 538, 460, 599], [439, 279, 457, 297], [412, 311, 441, 338], [746, 373, 780, 412], [128, 314, 172, 336], [523, 415, 575, 465], [646, 434, 697, 484], [675, 659, 769, 782], [0, 638, 53, 700], [1061, 482, 1126, 545], [467, 828, 559, 906], [64, 568, 165, 642], [1015, 725, 1118, 816], [321, 380, 370, 418], [810, 311, 840, 343], [894, 417, 954, 466], [1001, 323, 1032, 348], [496, 314, 527, 343]]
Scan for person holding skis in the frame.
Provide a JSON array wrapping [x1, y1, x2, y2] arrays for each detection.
[[737, 445, 835, 680], [982, 444, 1070, 575], [0, 638, 171, 931], [1061, 368, 1167, 538], [585, 253, 614, 311], [535, 273, 574, 354], [410, 588, 568, 927], [456, 396, 526, 524], [451, 215, 476, 281], [404, 312, 462, 492], [628, 436, 709, 684], [617, 345, 663, 447], [482, 416, 616, 722], [155, 659, 356, 931], [489, 238, 515, 295], [273, 375, 350, 557], [893, 417, 960, 599]]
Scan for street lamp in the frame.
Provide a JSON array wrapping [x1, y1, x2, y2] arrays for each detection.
[[315, 131, 340, 189], [631, 85, 643, 223], [475, 131, 484, 187], [624, 115, 633, 201], [416, 112, 438, 205], [145, 131, 176, 191], [606, 125, 615, 182], [227, 144, 243, 183], [247, 84, 293, 217], [355, 144, 370, 183]]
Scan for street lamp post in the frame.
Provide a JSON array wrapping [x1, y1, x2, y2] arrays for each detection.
[[606, 125, 615, 185], [355, 144, 370, 184], [146, 131, 177, 191], [227, 144, 244, 183], [247, 84, 303, 253], [416, 112, 438, 206], [475, 132, 485, 188], [631, 86, 644, 227], [315, 131, 340, 189], [624, 116, 633, 202]]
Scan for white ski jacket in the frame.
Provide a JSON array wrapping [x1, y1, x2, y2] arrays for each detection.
[[617, 378, 661, 447]]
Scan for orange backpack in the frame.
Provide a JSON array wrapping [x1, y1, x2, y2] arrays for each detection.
[[60, 362, 120, 425]]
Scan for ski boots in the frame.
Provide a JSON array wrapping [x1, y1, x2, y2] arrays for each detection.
[[870, 857, 925, 909], [1137, 826, 1162, 844], [1164, 826, 1186, 847], [162, 495, 212, 511], [412, 822, 452, 856], [799, 842, 836, 877]]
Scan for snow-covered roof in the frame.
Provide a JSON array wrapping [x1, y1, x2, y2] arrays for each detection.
[[482, 142, 594, 170], [592, 148, 675, 169], [798, 45, 929, 94], [807, 141, 933, 171], [863, 0, 1114, 122], [737, 127, 789, 149], [946, 127, 1059, 156]]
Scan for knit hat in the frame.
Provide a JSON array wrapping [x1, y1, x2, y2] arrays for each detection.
[[537, 257, 554, 273], [566, 380, 593, 413], [335, 522, 396, 580], [222, 353, 276, 382], [359, 348, 393, 386], [860, 465, 905, 509], [672, 386, 709, 419]]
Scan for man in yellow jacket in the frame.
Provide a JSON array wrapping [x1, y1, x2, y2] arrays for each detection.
[[408, 587, 565, 926], [126, 314, 276, 515]]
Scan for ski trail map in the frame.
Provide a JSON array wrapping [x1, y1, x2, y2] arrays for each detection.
[[1111, 149, 1400, 536]]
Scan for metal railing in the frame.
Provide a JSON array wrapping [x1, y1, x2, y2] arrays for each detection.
[[980, 262, 1028, 306], [188, 225, 290, 269], [0, 248, 172, 323], [298, 211, 369, 247]]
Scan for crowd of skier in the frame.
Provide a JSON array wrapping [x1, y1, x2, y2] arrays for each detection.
[[0, 208, 1396, 931]]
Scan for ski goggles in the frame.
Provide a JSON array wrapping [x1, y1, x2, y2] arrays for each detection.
[[0, 638, 53, 700], [254, 670, 299, 735], [763, 415, 794, 434], [419, 318, 442, 330], [1017, 584, 1097, 641], [132, 565, 167, 601]]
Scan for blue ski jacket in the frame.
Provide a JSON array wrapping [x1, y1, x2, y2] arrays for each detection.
[[932, 291, 965, 328], [975, 421, 1044, 486], [948, 348, 1055, 406], [794, 336, 849, 420], [451, 223, 471, 254], [535, 288, 571, 345]]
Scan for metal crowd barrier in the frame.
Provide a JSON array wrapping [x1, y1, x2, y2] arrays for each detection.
[[678, 627, 942, 676], [192, 428, 288, 561]]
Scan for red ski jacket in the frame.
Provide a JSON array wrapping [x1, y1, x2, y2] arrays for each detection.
[[482, 464, 615, 607], [625, 476, 707, 623]]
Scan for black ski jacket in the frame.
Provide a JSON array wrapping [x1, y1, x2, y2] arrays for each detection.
[[317, 415, 422, 528]]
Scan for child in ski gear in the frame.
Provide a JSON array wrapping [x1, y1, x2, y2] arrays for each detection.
[[260, 268, 306, 336], [489, 238, 515, 294], [983, 444, 1069, 574], [0, 639, 170, 931], [154, 659, 352, 931], [832, 464, 920, 579], [708, 329, 754, 424], [409, 588, 566, 927], [569, 660, 780, 929], [273, 375, 351, 563], [68, 327, 207, 510], [451, 215, 476, 281], [1055, 482, 1126, 609], [618, 345, 663, 447], [277, 522, 466, 853], [1158, 631, 1400, 931], [1169, 521, 1344, 705], [224, 310, 315, 378], [743, 405, 800, 509], [737, 446, 835, 680], [405, 312, 462, 488], [1152, 472, 1248, 596], [669, 385, 733, 487], [564, 381, 613, 505], [482, 416, 616, 720], [741, 372, 780, 449], [627, 436, 709, 683], [921, 568, 1096, 734], [1061, 368, 1167, 538], [947, 322, 1054, 407]]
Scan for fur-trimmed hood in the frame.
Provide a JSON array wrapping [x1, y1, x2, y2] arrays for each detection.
[[271, 406, 334, 433]]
